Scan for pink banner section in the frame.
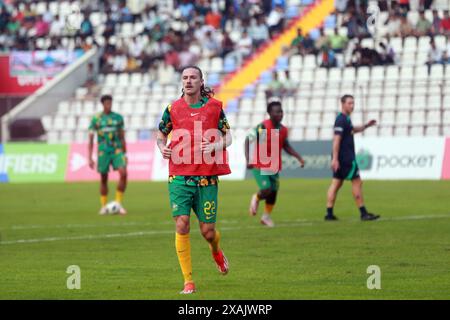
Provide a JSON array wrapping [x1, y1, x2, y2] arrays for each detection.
[[442, 138, 450, 180], [66, 141, 156, 181]]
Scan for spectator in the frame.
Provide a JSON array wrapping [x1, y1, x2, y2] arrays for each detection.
[[230, 29, 252, 66], [0, 5, 10, 33], [250, 15, 270, 49], [34, 15, 49, 37], [290, 28, 304, 54], [103, 12, 116, 38], [385, 13, 402, 37], [79, 13, 94, 37], [266, 71, 287, 99], [267, 4, 285, 37], [320, 44, 337, 68], [205, 8, 221, 29], [440, 10, 450, 35], [179, 0, 195, 21], [164, 47, 180, 71], [113, 49, 128, 72], [129, 36, 144, 59], [426, 39, 443, 74], [431, 9, 441, 35], [49, 14, 64, 37], [398, 0, 410, 12], [178, 44, 199, 70], [119, 0, 134, 23], [378, 41, 395, 65], [283, 70, 296, 96], [415, 11, 432, 37], [444, 35, 450, 64], [85, 62, 99, 93], [328, 27, 348, 54], [315, 28, 329, 52], [399, 14, 413, 37], [220, 32, 235, 59], [203, 30, 221, 58]]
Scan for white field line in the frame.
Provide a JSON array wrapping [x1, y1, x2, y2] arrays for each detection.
[[6, 214, 450, 231], [1, 214, 450, 245]]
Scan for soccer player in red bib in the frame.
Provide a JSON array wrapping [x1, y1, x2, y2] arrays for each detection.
[[157, 66, 232, 294], [245, 99, 305, 227]]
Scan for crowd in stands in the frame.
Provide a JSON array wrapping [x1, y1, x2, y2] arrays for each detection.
[[0, 0, 294, 74], [1, 0, 450, 75], [289, 0, 450, 69]]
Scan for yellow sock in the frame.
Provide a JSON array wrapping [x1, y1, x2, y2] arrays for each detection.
[[115, 190, 124, 204], [265, 204, 274, 215], [100, 195, 107, 207], [209, 230, 221, 254], [175, 233, 193, 284]]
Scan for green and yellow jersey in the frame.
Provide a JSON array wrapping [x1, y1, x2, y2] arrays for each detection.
[[89, 112, 125, 152]]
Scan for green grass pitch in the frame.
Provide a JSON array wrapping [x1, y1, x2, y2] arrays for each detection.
[[1, 179, 450, 299]]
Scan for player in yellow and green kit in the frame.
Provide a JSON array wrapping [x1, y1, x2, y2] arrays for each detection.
[[88, 94, 128, 215]]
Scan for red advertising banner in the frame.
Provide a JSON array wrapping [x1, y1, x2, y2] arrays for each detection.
[[66, 141, 156, 181], [441, 138, 450, 180], [0, 55, 49, 95]]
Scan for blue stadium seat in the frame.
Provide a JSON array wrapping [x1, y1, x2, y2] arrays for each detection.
[[242, 85, 256, 99], [259, 71, 273, 84], [223, 57, 237, 73], [285, 6, 299, 19], [226, 99, 239, 113], [301, 0, 314, 5], [206, 73, 221, 86], [275, 55, 289, 71], [309, 28, 320, 40], [324, 15, 336, 29]]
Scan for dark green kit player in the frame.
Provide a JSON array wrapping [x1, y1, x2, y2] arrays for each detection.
[[88, 94, 128, 215], [325, 94, 380, 221]]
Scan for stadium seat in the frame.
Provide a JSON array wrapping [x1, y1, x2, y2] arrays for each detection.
[[394, 126, 409, 136], [210, 57, 223, 73], [224, 58, 237, 73], [411, 111, 426, 125], [357, 67, 370, 82], [400, 66, 414, 80], [301, 70, 314, 83], [386, 66, 399, 81], [319, 127, 333, 140], [396, 111, 410, 126], [427, 110, 441, 125], [240, 98, 254, 114], [382, 95, 397, 110], [127, 130, 138, 142], [307, 112, 321, 126], [308, 97, 323, 112], [397, 95, 411, 111], [303, 55, 317, 69], [367, 96, 382, 111], [290, 128, 304, 140], [66, 117, 77, 130], [304, 127, 318, 141], [403, 37, 417, 53], [381, 111, 396, 126], [410, 126, 424, 136], [328, 68, 341, 82], [430, 64, 444, 80], [371, 66, 385, 82], [342, 68, 356, 82], [389, 37, 403, 54], [60, 131, 74, 143], [427, 95, 442, 110], [47, 131, 60, 143], [425, 126, 440, 136], [289, 55, 302, 70], [412, 95, 427, 110]]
